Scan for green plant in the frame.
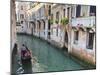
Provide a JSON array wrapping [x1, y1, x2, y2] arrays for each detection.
[[55, 19, 59, 24], [60, 17, 69, 26]]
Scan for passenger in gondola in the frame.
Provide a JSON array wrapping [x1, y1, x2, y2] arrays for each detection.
[[25, 46, 32, 60], [21, 44, 26, 59], [21, 44, 32, 60]]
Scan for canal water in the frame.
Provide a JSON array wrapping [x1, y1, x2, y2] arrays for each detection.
[[17, 34, 85, 73]]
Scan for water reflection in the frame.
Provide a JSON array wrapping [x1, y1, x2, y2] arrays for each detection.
[[21, 59, 32, 74]]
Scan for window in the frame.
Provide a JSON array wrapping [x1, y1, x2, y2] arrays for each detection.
[[67, 7, 70, 19], [56, 11, 59, 23], [37, 21, 40, 30], [51, 14, 53, 24], [74, 31, 79, 44], [56, 28, 58, 36], [16, 22, 21, 26], [71, 6, 76, 18], [76, 5, 81, 17], [21, 6, 23, 10], [51, 14, 53, 20], [34, 24, 36, 32], [90, 6, 96, 16], [65, 32, 68, 43], [22, 26, 23, 28], [21, 21, 23, 24], [44, 22, 45, 35], [63, 9, 66, 17], [43, 21, 45, 30], [32, 14, 35, 19], [51, 29, 53, 35], [20, 14, 24, 19], [48, 5, 51, 15], [38, 22, 41, 30], [86, 33, 94, 49], [39, 9, 41, 17]]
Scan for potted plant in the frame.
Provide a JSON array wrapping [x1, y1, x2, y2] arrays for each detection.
[[60, 17, 69, 26], [60, 17, 69, 31]]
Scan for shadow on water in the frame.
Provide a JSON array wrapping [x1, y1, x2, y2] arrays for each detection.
[[21, 59, 32, 74]]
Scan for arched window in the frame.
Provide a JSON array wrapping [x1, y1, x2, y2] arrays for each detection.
[[20, 14, 24, 19]]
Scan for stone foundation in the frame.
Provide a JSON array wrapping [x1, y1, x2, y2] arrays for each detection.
[[70, 47, 96, 66], [48, 40, 64, 48]]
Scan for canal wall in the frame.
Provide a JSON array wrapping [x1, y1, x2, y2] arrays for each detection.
[[70, 47, 96, 67], [48, 39, 64, 48]]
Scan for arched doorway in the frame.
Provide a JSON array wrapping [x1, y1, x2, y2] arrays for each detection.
[[37, 20, 41, 37], [30, 21, 35, 35], [41, 19, 45, 35], [64, 31, 68, 50], [62, 31, 69, 54], [65, 31, 68, 44]]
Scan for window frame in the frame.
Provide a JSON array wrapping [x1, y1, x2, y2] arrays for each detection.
[[86, 32, 94, 50]]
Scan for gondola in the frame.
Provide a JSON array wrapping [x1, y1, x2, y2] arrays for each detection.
[[21, 48, 32, 61], [21, 46, 33, 73]]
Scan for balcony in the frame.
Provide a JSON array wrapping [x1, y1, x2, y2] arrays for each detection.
[[71, 16, 96, 27]]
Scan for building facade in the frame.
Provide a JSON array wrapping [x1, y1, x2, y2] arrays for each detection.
[[26, 3, 51, 40], [16, 2, 29, 33], [70, 5, 96, 65], [50, 4, 72, 48]]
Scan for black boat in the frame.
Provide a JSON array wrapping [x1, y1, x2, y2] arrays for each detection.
[[21, 49, 32, 61], [21, 45, 33, 74]]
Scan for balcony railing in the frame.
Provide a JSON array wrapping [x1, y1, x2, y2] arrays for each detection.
[[71, 16, 96, 27]]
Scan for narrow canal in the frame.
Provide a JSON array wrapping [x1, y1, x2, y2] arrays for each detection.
[[17, 34, 85, 73]]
